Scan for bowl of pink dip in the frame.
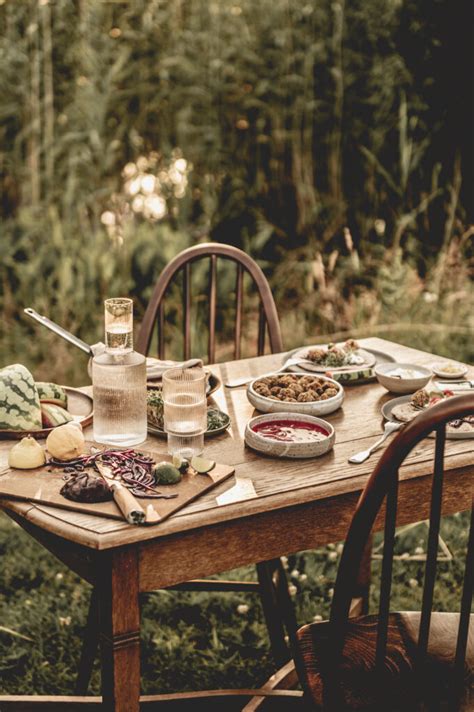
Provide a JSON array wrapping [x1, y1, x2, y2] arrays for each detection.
[[245, 412, 335, 458]]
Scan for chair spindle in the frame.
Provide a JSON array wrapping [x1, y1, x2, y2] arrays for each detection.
[[258, 301, 266, 356], [183, 262, 191, 359], [454, 504, 474, 675], [376, 476, 399, 668], [208, 255, 217, 363], [158, 302, 165, 359], [417, 425, 446, 665], [234, 264, 243, 360]]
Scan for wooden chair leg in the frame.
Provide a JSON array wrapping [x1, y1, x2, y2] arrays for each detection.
[[256, 560, 292, 667], [273, 559, 298, 652], [241, 660, 300, 711], [98, 549, 141, 712], [75, 587, 99, 694]]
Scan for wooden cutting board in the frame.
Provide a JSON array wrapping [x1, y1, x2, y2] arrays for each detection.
[[0, 443, 235, 526]]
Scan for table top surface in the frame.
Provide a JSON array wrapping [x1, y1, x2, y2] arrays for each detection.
[[1, 337, 473, 550]]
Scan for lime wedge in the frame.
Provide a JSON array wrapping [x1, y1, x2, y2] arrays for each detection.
[[190, 456, 216, 474], [172, 454, 190, 473]]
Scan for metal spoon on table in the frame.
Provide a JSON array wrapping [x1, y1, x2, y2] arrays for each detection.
[[224, 357, 315, 388], [348, 421, 403, 464]]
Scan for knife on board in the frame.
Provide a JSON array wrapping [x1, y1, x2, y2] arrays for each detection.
[[95, 460, 160, 525]]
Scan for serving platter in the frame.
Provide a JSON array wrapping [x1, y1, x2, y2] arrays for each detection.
[[290, 344, 375, 373], [0, 387, 93, 440], [285, 346, 395, 384], [382, 395, 474, 440]]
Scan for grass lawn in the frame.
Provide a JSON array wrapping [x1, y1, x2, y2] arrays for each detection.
[[0, 509, 470, 695]]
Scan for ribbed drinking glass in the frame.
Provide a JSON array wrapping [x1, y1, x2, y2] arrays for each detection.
[[162, 367, 207, 458]]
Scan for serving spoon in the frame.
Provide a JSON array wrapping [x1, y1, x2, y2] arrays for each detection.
[[348, 421, 402, 464], [224, 357, 315, 388]]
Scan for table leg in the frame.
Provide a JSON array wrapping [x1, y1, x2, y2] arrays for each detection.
[[98, 547, 140, 712]]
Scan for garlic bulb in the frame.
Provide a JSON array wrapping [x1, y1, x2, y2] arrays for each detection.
[[46, 423, 85, 461], [8, 436, 46, 469]]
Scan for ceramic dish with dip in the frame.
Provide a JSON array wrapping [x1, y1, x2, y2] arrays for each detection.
[[430, 362, 468, 379], [247, 372, 344, 416], [245, 413, 335, 458], [374, 362, 432, 394]]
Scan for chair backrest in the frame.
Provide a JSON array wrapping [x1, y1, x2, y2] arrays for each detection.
[[136, 242, 283, 362], [325, 393, 474, 706]]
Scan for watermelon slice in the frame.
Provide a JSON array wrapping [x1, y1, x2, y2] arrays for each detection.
[[36, 382, 68, 408], [0, 364, 42, 431], [41, 403, 74, 428]]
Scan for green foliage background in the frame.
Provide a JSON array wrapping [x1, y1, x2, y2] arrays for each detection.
[[1, 0, 472, 380], [0, 0, 473, 697]]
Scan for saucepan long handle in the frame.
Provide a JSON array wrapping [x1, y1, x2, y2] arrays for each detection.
[[24, 308, 94, 356]]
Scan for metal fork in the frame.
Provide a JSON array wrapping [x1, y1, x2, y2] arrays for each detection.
[[224, 357, 315, 388], [348, 421, 402, 464]]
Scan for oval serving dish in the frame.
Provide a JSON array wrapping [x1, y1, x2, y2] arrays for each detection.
[[247, 372, 344, 416], [245, 413, 335, 458], [374, 362, 432, 394]]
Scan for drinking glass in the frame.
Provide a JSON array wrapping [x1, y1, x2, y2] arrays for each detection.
[[104, 298, 133, 353], [162, 367, 207, 458]]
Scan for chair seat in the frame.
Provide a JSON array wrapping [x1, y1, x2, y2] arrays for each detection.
[[297, 611, 474, 710]]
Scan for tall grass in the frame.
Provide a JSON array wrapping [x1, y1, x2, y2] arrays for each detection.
[[0, 0, 472, 379]]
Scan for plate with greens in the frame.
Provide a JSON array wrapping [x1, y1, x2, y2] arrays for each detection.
[[290, 340, 376, 373], [285, 342, 395, 384], [147, 388, 230, 437]]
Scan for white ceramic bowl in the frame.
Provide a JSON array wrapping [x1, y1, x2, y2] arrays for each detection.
[[374, 362, 432, 394], [245, 413, 335, 458], [246, 373, 344, 416]]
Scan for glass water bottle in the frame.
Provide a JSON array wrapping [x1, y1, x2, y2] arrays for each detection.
[[92, 298, 147, 446]]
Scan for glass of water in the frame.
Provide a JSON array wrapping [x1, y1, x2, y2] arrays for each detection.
[[104, 297, 133, 353], [162, 367, 207, 458]]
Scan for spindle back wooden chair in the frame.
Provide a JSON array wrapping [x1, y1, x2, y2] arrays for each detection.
[[136, 242, 283, 362], [296, 393, 474, 711]]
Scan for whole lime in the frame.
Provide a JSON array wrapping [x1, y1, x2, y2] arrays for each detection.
[[152, 462, 182, 485]]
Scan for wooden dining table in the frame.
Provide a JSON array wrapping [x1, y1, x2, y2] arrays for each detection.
[[0, 337, 473, 711]]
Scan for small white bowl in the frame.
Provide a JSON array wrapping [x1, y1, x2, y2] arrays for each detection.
[[246, 373, 344, 416], [245, 413, 335, 458], [374, 362, 432, 394], [431, 362, 468, 379]]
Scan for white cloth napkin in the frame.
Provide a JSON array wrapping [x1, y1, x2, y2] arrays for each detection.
[[88, 343, 203, 379]]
